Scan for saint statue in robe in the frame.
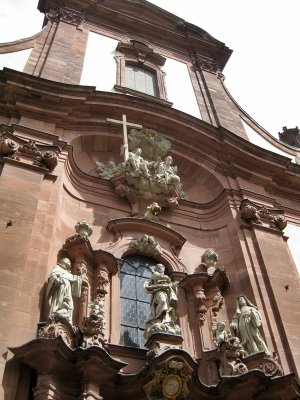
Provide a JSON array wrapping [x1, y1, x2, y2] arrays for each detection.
[[46, 257, 86, 322], [230, 295, 270, 356], [144, 263, 180, 338]]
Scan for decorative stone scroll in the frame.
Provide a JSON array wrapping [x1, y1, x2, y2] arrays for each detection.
[[240, 199, 287, 231], [46, 7, 85, 27], [0, 137, 20, 160], [95, 128, 183, 210], [246, 352, 284, 377], [37, 317, 82, 349], [0, 132, 60, 171], [130, 234, 162, 256]]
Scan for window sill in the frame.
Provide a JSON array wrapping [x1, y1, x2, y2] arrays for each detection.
[[114, 85, 173, 107]]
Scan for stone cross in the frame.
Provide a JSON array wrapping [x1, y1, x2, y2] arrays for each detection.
[[106, 114, 143, 161]]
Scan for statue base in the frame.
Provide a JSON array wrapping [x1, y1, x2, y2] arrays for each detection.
[[145, 333, 183, 359], [111, 174, 180, 215]]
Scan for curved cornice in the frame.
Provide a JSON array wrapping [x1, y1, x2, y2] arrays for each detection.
[[10, 335, 127, 372], [1, 68, 300, 199], [106, 217, 186, 249], [220, 79, 300, 158], [38, 0, 231, 69], [0, 29, 45, 54]]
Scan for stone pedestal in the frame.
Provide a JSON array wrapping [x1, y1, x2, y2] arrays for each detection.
[[145, 333, 183, 358]]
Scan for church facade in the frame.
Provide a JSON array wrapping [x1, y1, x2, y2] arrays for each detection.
[[0, 1, 300, 399]]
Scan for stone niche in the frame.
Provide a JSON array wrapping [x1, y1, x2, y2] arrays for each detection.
[[70, 131, 225, 208]]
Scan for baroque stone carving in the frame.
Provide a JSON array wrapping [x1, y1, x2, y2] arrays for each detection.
[[95, 128, 183, 206], [144, 202, 161, 221], [75, 220, 93, 238], [200, 249, 219, 274], [95, 269, 110, 298], [195, 287, 207, 323], [82, 298, 106, 348], [127, 128, 171, 160], [210, 320, 284, 377], [180, 267, 229, 326], [240, 199, 287, 231], [0, 137, 20, 160], [0, 134, 59, 170], [278, 126, 300, 148], [230, 295, 271, 357], [211, 320, 248, 376], [218, 337, 248, 376], [21, 140, 39, 155], [62, 234, 90, 249], [130, 234, 162, 256], [196, 54, 219, 73], [46, 7, 85, 26], [46, 257, 87, 322], [258, 354, 284, 376], [144, 264, 181, 339], [143, 358, 191, 400], [38, 151, 59, 170], [95, 160, 123, 180], [146, 336, 183, 360], [37, 317, 82, 348]]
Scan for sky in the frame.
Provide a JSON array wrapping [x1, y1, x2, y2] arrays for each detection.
[[0, 0, 299, 138]]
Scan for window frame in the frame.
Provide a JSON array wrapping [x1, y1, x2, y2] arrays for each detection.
[[114, 40, 172, 105], [124, 63, 158, 97]]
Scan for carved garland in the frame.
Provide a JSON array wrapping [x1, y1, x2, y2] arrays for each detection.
[[46, 7, 85, 27], [0, 135, 59, 171], [240, 199, 287, 231]]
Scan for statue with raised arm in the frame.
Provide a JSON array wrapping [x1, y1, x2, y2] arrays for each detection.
[[46, 257, 86, 322], [144, 264, 181, 339], [230, 295, 270, 356]]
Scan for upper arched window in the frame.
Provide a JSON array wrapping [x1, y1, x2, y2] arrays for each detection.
[[114, 40, 172, 104], [120, 254, 157, 348]]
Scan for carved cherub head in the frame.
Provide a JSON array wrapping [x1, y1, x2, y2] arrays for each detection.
[[200, 249, 218, 270]]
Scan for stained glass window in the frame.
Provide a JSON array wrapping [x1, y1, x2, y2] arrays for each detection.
[[120, 254, 157, 348]]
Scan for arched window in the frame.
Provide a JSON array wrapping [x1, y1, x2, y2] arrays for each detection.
[[120, 254, 157, 348], [113, 41, 171, 104]]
